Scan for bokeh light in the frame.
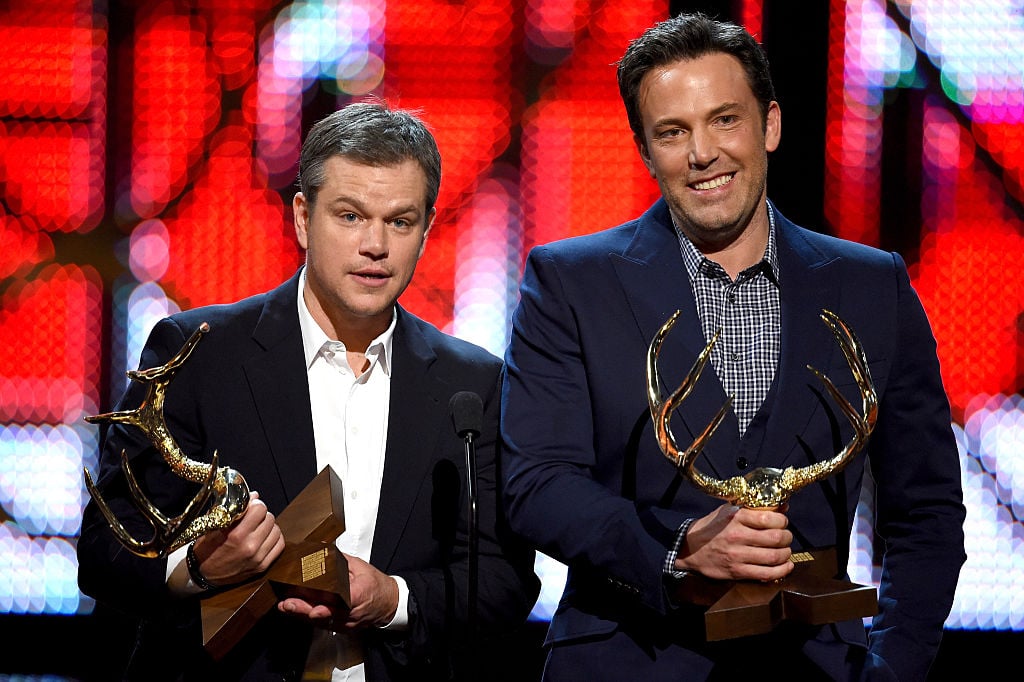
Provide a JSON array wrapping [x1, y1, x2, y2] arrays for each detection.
[[0, 0, 1022, 637]]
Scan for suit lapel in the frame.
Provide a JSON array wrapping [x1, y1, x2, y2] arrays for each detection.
[[760, 212, 844, 469], [371, 309, 444, 569], [610, 199, 739, 478], [243, 270, 318, 503]]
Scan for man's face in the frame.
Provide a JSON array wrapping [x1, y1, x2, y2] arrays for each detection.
[[635, 52, 780, 250], [293, 155, 435, 340]]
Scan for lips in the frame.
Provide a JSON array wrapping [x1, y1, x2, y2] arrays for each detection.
[[351, 269, 391, 285], [691, 173, 734, 191]]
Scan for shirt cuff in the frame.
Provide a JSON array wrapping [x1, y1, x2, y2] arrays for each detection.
[[377, 575, 410, 631], [165, 544, 205, 596], [663, 517, 695, 579]]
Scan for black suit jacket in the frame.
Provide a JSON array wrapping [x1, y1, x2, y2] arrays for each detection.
[[501, 199, 965, 681], [78, 270, 539, 681]]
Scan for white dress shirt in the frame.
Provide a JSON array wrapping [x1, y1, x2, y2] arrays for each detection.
[[298, 268, 409, 680]]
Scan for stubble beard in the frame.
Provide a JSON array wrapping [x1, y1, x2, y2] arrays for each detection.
[[666, 175, 768, 253]]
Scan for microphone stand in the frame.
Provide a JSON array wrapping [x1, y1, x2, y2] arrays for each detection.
[[463, 428, 479, 679], [450, 391, 482, 680]]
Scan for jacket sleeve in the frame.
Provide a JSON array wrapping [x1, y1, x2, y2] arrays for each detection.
[[77, 317, 206, 624], [863, 254, 966, 681], [500, 246, 686, 615]]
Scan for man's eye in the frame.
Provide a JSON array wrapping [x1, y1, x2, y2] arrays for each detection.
[[341, 213, 358, 222]]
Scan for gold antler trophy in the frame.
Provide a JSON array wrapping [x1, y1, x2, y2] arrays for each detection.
[[85, 323, 350, 660], [647, 310, 879, 641]]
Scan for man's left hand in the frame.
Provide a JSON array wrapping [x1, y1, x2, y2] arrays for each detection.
[[277, 554, 398, 631]]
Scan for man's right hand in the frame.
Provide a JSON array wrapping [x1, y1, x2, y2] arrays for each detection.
[[674, 502, 794, 582], [190, 491, 285, 586]]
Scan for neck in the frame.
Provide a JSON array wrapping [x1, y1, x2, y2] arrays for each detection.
[[701, 226, 767, 280], [302, 284, 390, 352], [682, 205, 771, 281]]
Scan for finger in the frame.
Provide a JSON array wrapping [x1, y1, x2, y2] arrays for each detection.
[[743, 544, 792, 566], [252, 526, 285, 571], [307, 605, 335, 619], [278, 598, 313, 616], [715, 545, 793, 581], [247, 508, 279, 546], [737, 507, 788, 530], [226, 497, 269, 538], [743, 558, 795, 582], [225, 505, 278, 556]]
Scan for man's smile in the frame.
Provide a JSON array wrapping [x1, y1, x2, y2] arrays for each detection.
[[691, 173, 735, 191]]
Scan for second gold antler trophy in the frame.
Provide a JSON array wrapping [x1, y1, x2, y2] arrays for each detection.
[[647, 309, 879, 641], [84, 323, 350, 660]]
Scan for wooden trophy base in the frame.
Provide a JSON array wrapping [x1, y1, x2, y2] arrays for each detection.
[[673, 547, 877, 641], [200, 466, 350, 660]]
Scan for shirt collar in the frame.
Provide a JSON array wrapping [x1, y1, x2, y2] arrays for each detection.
[[297, 266, 396, 375], [673, 202, 780, 283]]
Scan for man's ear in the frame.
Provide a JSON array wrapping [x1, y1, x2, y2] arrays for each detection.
[[765, 100, 781, 153], [418, 206, 437, 258], [293, 192, 309, 250], [635, 134, 656, 178]]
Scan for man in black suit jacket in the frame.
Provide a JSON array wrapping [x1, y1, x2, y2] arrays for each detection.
[[78, 101, 539, 680]]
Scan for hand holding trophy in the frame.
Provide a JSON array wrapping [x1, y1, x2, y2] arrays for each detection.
[[84, 322, 350, 660], [647, 309, 879, 641]]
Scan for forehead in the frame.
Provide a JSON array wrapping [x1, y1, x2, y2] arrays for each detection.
[[317, 155, 429, 207], [638, 52, 756, 117]]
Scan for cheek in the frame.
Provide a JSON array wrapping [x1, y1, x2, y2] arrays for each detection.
[[651, 148, 687, 174], [398, 243, 425, 275], [309, 225, 355, 252]]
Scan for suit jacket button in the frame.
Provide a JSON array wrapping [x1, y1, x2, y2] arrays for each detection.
[[736, 457, 748, 469]]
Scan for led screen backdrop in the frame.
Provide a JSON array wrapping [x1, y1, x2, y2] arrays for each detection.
[[0, 0, 1021, 638]]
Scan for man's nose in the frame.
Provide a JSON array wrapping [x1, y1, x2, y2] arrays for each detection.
[[360, 220, 388, 256], [688, 128, 718, 168]]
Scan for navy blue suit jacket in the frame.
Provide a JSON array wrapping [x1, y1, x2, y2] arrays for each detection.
[[79, 270, 539, 680], [501, 199, 965, 680]]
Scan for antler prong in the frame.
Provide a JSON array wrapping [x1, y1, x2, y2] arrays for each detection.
[[84, 323, 249, 559], [797, 309, 879, 487], [646, 308, 878, 509], [647, 310, 732, 472], [84, 454, 163, 558]]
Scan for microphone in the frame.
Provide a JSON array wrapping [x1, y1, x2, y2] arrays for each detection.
[[449, 391, 482, 678], [450, 390, 483, 440]]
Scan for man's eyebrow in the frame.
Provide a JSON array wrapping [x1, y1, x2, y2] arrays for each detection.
[[650, 101, 745, 128], [708, 101, 743, 117], [325, 196, 424, 220], [324, 195, 362, 210]]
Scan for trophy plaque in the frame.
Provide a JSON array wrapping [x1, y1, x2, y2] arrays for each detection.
[[199, 464, 349, 660], [647, 309, 879, 641], [84, 322, 350, 661]]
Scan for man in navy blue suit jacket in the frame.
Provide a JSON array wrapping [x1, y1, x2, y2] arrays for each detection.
[[78, 102, 538, 680], [501, 13, 965, 681]]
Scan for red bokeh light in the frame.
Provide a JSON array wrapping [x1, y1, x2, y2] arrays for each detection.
[[130, 7, 221, 218], [161, 122, 300, 309], [0, 264, 102, 424]]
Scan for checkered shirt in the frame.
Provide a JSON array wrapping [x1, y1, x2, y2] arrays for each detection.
[[663, 204, 782, 578], [674, 205, 781, 436]]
